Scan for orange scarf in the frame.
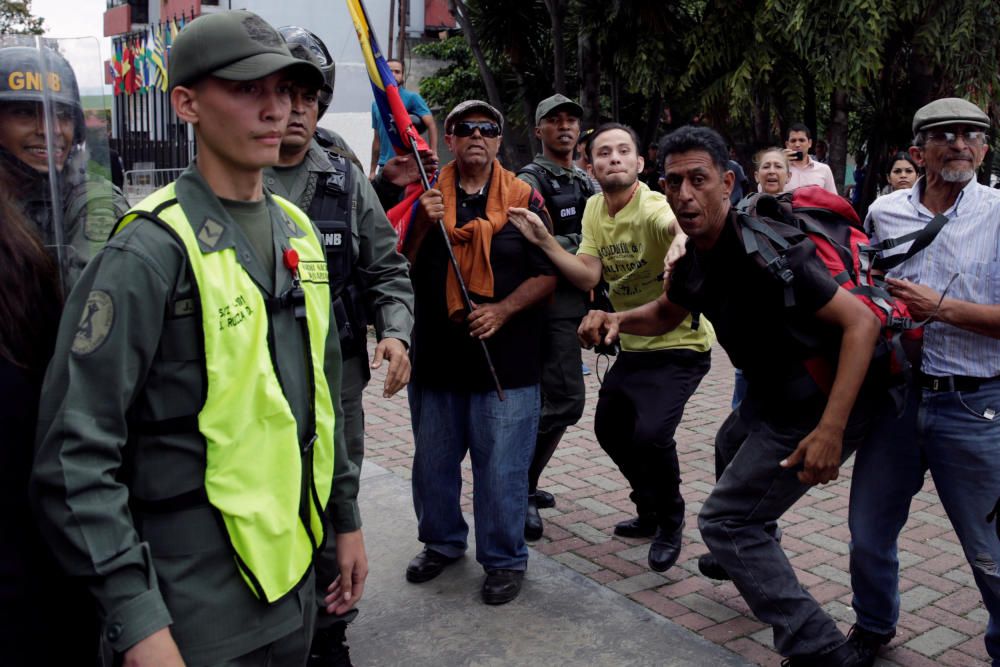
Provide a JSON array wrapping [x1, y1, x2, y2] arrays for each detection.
[[436, 160, 532, 320]]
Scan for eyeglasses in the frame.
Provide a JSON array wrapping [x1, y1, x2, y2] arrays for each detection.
[[923, 130, 988, 146], [451, 120, 501, 138]]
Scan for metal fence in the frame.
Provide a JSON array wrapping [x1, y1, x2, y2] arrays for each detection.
[[124, 168, 185, 205]]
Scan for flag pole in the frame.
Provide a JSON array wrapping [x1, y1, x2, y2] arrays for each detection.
[[407, 134, 505, 401]]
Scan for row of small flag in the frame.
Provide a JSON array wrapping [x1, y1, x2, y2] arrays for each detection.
[[108, 15, 187, 96]]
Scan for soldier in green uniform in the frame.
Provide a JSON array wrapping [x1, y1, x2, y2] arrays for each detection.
[[515, 94, 595, 540], [30, 11, 366, 667], [0, 43, 129, 290], [268, 27, 414, 666]]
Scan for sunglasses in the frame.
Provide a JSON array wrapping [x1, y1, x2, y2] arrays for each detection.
[[451, 120, 501, 138]]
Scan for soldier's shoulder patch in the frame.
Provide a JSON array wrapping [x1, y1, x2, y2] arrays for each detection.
[[71, 290, 115, 356], [84, 211, 116, 242]]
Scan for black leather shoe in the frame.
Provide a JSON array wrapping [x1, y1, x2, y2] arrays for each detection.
[[533, 489, 556, 509], [308, 621, 353, 667], [482, 569, 524, 605], [524, 496, 543, 541], [781, 640, 866, 667], [846, 624, 895, 667], [697, 553, 731, 581], [648, 523, 684, 572], [405, 548, 461, 583], [613, 514, 658, 538]]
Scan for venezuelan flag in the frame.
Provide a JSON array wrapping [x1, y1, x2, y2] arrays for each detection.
[[346, 0, 429, 157], [345, 0, 433, 248]]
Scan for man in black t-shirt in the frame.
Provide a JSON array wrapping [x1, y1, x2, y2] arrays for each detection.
[[578, 126, 882, 667], [402, 100, 556, 606]]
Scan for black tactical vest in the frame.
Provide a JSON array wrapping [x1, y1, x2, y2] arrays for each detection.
[[306, 150, 368, 357], [517, 162, 595, 236]]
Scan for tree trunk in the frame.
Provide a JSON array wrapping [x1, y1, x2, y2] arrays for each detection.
[[611, 69, 620, 121], [577, 27, 600, 127], [803, 66, 818, 139], [640, 92, 662, 153], [543, 0, 567, 93], [751, 87, 771, 146], [827, 88, 849, 196], [449, 0, 518, 165]]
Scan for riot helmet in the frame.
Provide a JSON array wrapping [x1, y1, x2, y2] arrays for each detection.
[[0, 46, 86, 161], [279, 26, 335, 117]]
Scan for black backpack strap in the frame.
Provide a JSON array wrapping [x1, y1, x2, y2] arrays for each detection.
[[516, 162, 554, 196], [736, 214, 797, 307], [873, 213, 948, 271]]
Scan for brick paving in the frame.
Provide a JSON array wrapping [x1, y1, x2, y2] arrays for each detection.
[[361, 341, 990, 666]]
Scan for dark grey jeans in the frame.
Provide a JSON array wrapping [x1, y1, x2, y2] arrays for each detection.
[[698, 399, 874, 657]]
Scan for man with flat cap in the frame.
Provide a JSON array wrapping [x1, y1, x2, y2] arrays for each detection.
[[847, 97, 1000, 666], [402, 99, 556, 605], [515, 94, 595, 541], [30, 10, 366, 666]]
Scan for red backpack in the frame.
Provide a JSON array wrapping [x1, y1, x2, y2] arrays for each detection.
[[735, 186, 922, 398]]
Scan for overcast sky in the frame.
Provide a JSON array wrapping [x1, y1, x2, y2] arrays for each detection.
[[33, 0, 109, 92]]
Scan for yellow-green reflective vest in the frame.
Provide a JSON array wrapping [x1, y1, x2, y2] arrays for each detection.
[[115, 183, 336, 603]]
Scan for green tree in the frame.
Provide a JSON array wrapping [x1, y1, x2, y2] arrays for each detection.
[[417, 0, 1000, 191], [1, 0, 45, 35]]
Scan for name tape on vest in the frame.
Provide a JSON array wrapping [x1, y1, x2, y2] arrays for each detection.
[[299, 261, 329, 284]]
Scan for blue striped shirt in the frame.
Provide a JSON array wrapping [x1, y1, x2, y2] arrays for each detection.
[[866, 177, 1000, 378]]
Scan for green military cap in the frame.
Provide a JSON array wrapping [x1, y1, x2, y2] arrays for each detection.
[[445, 99, 504, 134], [169, 10, 322, 92], [912, 97, 990, 134], [534, 93, 583, 126]]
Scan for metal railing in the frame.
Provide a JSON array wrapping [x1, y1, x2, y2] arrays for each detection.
[[124, 167, 185, 205]]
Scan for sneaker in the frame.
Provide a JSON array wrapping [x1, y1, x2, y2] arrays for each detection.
[[847, 624, 895, 667]]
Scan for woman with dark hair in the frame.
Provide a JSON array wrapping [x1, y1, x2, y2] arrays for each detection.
[[0, 166, 98, 665], [885, 151, 919, 192]]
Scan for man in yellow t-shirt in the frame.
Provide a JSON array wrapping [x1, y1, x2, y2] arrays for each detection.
[[509, 123, 714, 574]]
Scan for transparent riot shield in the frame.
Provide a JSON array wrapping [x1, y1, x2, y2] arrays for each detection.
[[0, 35, 122, 293]]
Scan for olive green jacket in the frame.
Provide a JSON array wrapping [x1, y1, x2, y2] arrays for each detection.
[[30, 165, 360, 665], [263, 137, 413, 351]]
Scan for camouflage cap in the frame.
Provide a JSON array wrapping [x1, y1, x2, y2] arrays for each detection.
[[168, 10, 322, 92], [444, 99, 504, 134], [534, 93, 583, 126], [912, 97, 990, 134]]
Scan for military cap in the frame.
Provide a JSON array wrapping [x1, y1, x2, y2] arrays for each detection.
[[534, 93, 583, 126], [444, 99, 504, 134], [912, 97, 990, 134], [168, 10, 322, 92]]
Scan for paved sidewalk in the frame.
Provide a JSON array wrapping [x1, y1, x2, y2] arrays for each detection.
[[351, 460, 750, 666], [359, 342, 990, 666]]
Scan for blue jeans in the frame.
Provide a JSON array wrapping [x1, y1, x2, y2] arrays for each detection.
[[409, 383, 539, 571], [850, 378, 1000, 665]]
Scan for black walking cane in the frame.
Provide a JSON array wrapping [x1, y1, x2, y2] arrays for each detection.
[[408, 134, 505, 401]]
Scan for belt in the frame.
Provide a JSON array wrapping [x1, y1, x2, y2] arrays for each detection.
[[917, 372, 998, 393]]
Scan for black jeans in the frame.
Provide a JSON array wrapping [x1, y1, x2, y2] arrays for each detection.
[[594, 348, 710, 531], [700, 396, 879, 657]]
